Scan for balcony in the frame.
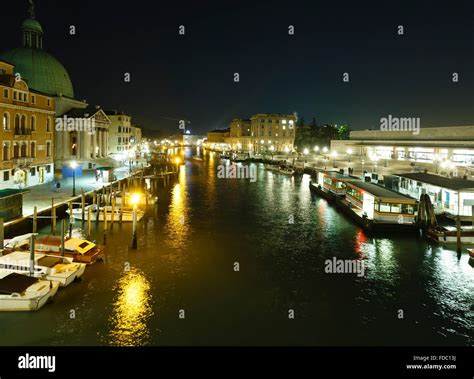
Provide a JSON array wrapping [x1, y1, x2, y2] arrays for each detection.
[[12, 157, 34, 165], [14, 127, 33, 137]]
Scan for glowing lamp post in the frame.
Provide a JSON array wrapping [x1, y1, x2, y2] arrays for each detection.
[[332, 151, 338, 167], [323, 147, 328, 159], [347, 148, 353, 163], [70, 161, 77, 197], [130, 192, 140, 249]]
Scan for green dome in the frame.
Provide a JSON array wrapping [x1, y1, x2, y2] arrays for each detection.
[[21, 18, 43, 33], [0, 47, 74, 98]]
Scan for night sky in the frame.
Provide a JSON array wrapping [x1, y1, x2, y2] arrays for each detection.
[[2, 0, 473, 134]]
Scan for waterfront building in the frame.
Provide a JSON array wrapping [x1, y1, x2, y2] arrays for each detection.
[[55, 106, 111, 170], [105, 110, 134, 158], [0, 59, 54, 189], [330, 125, 474, 171], [393, 172, 474, 217], [206, 129, 230, 150], [250, 113, 296, 153], [225, 118, 252, 151]]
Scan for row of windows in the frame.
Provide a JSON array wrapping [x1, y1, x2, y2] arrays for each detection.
[[118, 137, 131, 144], [257, 130, 293, 137], [1, 141, 52, 160], [257, 119, 295, 125], [2, 112, 52, 132], [375, 201, 416, 215], [2, 165, 51, 182], [118, 126, 132, 133], [2, 88, 51, 106]]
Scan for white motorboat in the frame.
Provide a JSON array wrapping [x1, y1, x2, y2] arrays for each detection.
[[66, 204, 144, 222], [0, 251, 86, 287], [0, 271, 59, 311]]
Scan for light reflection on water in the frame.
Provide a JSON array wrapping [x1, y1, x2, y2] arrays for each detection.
[[107, 269, 153, 346]]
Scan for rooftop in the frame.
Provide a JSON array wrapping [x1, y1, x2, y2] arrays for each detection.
[[321, 171, 359, 180], [347, 181, 416, 202], [394, 172, 474, 191]]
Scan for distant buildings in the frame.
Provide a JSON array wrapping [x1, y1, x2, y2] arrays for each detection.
[[331, 125, 474, 167], [206, 113, 297, 153]]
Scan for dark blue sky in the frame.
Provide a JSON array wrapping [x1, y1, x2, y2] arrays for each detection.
[[2, 0, 473, 134]]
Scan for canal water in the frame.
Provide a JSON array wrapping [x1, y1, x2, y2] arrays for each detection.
[[1, 149, 473, 346]]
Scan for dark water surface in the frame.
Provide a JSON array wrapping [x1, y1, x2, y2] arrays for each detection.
[[1, 150, 473, 346]]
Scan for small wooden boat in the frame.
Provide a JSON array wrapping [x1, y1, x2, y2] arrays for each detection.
[[0, 251, 86, 287], [66, 204, 144, 222], [0, 272, 59, 311], [36, 236, 105, 264]]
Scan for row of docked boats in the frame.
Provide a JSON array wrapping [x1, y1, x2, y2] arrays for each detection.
[[0, 233, 105, 311], [264, 164, 295, 176], [66, 204, 145, 222]]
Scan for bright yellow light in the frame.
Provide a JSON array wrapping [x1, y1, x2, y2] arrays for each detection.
[[130, 193, 141, 206], [347, 148, 353, 155], [175, 157, 181, 165], [303, 148, 309, 155]]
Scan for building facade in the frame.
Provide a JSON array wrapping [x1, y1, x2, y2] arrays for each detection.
[[106, 111, 134, 157], [225, 118, 252, 151], [55, 106, 111, 170], [249, 113, 296, 153], [0, 60, 54, 189]]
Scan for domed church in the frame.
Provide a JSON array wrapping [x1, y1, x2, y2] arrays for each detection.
[[1, 1, 112, 171]]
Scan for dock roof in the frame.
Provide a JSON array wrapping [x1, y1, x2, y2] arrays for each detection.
[[394, 172, 474, 191], [347, 180, 416, 202]]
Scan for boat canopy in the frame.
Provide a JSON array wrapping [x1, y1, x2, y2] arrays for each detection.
[[0, 273, 38, 295]]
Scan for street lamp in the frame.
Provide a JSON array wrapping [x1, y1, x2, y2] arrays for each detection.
[[130, 192, 140, 249], [322, 146, 328, 159], [346, 148, 353, 163], [314, 146, 320, 154], [70, 161, 77, 197], [332, 151, 338, 167], [303, 148, 309, 156]]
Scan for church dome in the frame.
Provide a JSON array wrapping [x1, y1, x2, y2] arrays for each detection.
[[0, 15, 74, 99]]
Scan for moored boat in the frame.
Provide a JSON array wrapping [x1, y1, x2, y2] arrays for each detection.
[[66, 204, 144, 222], [0, 251, 86, 287], [36, 236, 105, 264], [0, 272, 59, 311]]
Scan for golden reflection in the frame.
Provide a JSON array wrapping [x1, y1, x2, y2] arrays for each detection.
[[108, 269, 153, 346], [165, 165, 190, 249]]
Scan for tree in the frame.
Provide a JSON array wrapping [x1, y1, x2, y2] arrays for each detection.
[[337, 124, 351, 140]]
